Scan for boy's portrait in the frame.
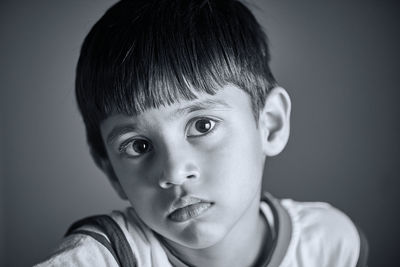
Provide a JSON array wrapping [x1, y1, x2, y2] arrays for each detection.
[[0, 0, 399, 266]]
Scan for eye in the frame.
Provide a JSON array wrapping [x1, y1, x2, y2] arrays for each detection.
[[187, 118, 217, 137], [119, 138, 153, 157]]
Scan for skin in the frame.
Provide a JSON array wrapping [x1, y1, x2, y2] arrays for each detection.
[[99, 84, 291, 267]]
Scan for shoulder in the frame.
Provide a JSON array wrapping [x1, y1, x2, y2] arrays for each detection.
[[279, 199, 363, 267], [34, 233, 119, 267], [281, 199, 357, 241], [34, 208, 171, 267]]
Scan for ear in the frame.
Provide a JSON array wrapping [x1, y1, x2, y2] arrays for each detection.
[[259, 87, 291, 157], [91, 149, 128, 200]]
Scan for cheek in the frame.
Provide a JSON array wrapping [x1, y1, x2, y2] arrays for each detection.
[[112, 160, 171, 203], [201, 127, 264, 190], [109, 161, 158, 207], [118, 173, 168, 228], [112, 156, 157, 187]]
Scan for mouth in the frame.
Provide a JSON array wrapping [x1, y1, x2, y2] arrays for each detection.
[[167, 196, 213, 223]]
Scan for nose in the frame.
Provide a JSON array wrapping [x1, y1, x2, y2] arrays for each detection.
[[158, 145, 200, 189]]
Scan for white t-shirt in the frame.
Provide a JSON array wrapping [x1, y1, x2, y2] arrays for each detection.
[[35, 194, 367, 267]]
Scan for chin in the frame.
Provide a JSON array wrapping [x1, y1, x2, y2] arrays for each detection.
[[172, 222, 228, 249]]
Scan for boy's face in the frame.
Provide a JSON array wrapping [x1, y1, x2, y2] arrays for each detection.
[[100, 85, 267, 249]]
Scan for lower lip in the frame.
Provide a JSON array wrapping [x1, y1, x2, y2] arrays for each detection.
[[168, 202, 213, 222]]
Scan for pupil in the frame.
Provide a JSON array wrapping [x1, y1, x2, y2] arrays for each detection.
[[195, 119, 211, 133], [133, 140, 149, 153]]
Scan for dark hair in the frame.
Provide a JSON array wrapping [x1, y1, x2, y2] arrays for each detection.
[[76, 0, 276, 162]]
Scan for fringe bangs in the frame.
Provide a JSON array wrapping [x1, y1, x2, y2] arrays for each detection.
[[76, 0, 276, 158]]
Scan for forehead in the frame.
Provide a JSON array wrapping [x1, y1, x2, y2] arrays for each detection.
[[100, 84, 253, 136]]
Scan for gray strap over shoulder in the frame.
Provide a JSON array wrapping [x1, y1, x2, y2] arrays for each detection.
[[66, 215, 137, 267]]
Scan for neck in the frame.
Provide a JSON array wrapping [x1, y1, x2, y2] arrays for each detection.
[[164, 190, 269, 267]]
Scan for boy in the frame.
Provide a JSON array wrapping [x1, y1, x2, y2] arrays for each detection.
[[36, 0, 368, 266]]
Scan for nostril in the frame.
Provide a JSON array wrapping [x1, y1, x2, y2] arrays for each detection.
[[159, 166, 200, 189], [160, 181, 173, 189]]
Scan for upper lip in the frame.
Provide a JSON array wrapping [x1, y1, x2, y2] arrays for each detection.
[[168, 195, 209, 214]]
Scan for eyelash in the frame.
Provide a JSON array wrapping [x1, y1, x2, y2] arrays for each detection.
[[186, 117, 220, 138], [117, 117, 221, 156], [118, 137, 152, 156], [118, 140, 131, 153]]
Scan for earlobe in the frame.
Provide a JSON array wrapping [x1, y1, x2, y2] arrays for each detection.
[[92, 150, 129, 200], [259, 87, 291, 157]]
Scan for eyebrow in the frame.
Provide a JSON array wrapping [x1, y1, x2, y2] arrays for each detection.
[[106, 124, 138, 146], [106, 99, 231, 145], [173, 99, 231, 116]]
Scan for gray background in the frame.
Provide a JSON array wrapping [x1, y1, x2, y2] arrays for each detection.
[[0, 0, 399, 266]]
